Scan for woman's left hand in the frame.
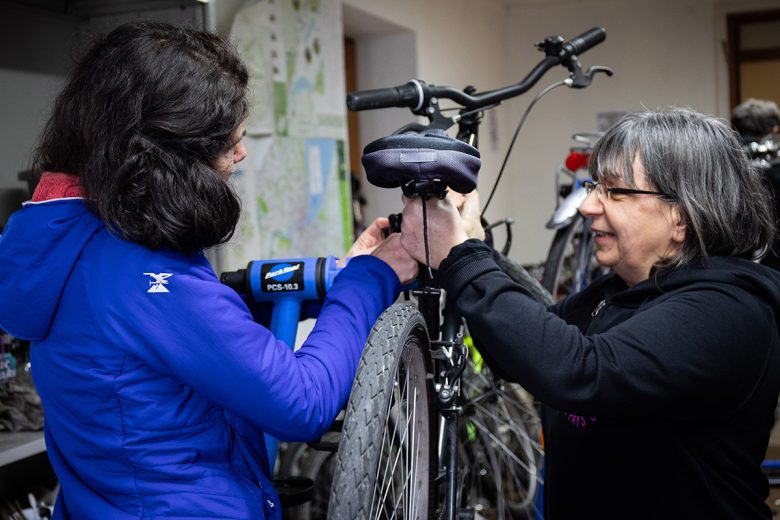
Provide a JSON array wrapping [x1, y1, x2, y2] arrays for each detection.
[[339, 217, 390, 266]]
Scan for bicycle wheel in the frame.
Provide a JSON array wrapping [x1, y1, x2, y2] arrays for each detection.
[[459, 366, 543, 520], [459, 253, 546, 519], [542, 215, 604, 300], [328, 302, 435, 520]]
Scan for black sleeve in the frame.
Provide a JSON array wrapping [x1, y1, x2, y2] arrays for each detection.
[[442, 241, 553, 381], [438, 240, 775, 420]]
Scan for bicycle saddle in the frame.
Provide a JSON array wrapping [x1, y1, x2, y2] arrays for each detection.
[[361, 129, 481, 194]]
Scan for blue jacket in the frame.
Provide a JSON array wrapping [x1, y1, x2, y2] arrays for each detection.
[[0, 197, 400, 519]]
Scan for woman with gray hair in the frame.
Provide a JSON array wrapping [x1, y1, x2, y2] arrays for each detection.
[[401, 108, 780, 518]]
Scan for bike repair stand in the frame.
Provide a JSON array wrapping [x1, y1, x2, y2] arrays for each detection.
[[221, 258, 346, 511]]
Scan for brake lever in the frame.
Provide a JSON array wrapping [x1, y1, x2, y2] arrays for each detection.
[[566, 64, 614, 89], [586, 65, 614, 79]]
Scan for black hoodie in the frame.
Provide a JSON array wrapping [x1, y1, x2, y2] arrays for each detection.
[[439, 239, 780, 519]]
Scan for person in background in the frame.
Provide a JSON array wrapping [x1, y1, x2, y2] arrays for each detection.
[[0, 21, 416, 519], [732, 98, 780, 270], [732, 98, 780, 144], [402, 108, 780, 518]]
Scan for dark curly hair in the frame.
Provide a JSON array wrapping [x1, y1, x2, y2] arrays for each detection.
[[34, 21, 249, 253]]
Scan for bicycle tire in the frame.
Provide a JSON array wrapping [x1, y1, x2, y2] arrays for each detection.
[[328, 302, 435, 519], [496, 252, 555, 307], [541, 215, 602, 300]]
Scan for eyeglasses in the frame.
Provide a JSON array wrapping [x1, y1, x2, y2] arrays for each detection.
[[582, 180, 670, 201]]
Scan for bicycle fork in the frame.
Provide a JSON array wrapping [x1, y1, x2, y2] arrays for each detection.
[[433, 300, 471, 520]]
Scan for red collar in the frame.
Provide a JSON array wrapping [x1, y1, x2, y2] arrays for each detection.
[[31, 172, 83, 202]]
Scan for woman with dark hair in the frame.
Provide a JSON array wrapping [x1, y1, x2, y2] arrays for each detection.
[[401, 108, 780, 518], [0, 21, 416, 519]]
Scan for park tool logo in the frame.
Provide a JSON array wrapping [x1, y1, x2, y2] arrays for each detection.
[[264, 263, 301, 280], [261, 262, 304, 292]]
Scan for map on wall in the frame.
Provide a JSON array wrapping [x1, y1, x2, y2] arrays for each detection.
[[219, 0, 350, 271]]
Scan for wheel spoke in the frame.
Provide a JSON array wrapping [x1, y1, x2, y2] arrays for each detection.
[[375, 362, 412, 517], [371, 375, 403, 517], [470, 405, 541, 481]]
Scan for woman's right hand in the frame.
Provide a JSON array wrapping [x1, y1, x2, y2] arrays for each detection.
[[371, 233, 418, 286], [447, 190, 485, 241]]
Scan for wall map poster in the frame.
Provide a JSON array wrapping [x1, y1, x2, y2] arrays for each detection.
[[219, 0, 350, 271]]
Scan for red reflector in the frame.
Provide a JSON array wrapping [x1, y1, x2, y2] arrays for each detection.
[[565, 151, 589, 172]]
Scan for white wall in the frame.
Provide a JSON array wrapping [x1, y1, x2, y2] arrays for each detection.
[[342, 0, 513, 236], [0, 69, 64, 188], [341, 0, 780, 266], [0, 3, 76, 190]]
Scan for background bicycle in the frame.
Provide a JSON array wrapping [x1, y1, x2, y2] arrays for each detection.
[[540, 132, 609, 301]]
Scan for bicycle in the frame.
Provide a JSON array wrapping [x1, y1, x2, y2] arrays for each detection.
[[325, 27, 612, 520], [541, 132, 609, 300], [221, 255, 549, 519]]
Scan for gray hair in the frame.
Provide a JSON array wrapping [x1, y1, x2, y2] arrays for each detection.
[[589, 107, 774, 269]]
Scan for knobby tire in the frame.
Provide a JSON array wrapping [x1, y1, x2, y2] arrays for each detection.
[[328, 303, 435, 520]]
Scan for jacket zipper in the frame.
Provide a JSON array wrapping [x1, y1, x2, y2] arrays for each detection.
[[591, 299, 607, 317]]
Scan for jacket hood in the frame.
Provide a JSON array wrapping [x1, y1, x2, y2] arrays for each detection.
[[0, 199, 103, 340]]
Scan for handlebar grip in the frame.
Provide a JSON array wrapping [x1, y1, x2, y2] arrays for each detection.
[[563, 27, 606, 57], [346, 81, 423, 111]]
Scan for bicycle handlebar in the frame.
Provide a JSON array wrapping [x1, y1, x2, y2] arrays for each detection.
[[346, 27, 607, 112]]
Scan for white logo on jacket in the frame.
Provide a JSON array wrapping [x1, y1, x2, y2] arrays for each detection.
[[144, 273, 172, 293]]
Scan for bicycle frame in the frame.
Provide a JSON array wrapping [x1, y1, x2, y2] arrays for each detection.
[[383, 213, 470, 519]]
